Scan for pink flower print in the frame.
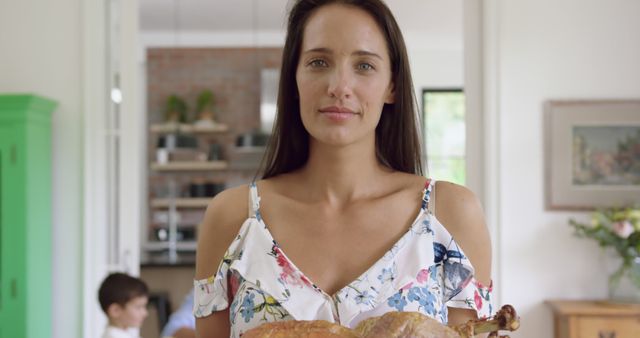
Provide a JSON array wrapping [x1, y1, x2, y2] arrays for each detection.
[[300, 274, 313, 288], [474, 279, 493, 292], [416, 268, 430, 283], [613, 220, 634, 239], [275, 248, 296, 280], [474, 290, 483, 310], [401, 282, 413, 291], [273, 246, 309, 287]]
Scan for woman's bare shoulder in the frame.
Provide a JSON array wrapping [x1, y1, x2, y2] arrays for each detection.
[[434, 181, 492, 283], [255, 173, 302, 199], [432, 181, 489, 238], [390, 172, 429, 193], [195, 184, 250, 279], [207, 184, 251, 224], [433, 181, 485, 229]]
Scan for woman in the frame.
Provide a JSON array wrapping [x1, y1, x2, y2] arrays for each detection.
[[194, 1, 492, 337]]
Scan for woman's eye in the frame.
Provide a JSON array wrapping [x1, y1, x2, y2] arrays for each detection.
[[357, 63, 374, 71], [309, 59, 328, 68]]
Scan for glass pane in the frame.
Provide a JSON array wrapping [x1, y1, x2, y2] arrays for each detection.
[[428, 157, 466, 185], [423, 90, 466, 185]]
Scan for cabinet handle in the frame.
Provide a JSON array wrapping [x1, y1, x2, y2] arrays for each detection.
[[598, 331, 616, 338], [11, 278, 17, 299], [10, 144, 16, 164]]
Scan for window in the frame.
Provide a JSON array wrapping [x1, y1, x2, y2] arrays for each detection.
[[422, 89, 466, 185]]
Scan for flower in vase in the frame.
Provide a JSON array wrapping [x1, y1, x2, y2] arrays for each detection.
[[569, 206, 640, 300], [613, 220, 635, 239]]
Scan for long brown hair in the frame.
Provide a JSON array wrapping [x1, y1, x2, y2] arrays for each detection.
[[261, 0, 423, 178]]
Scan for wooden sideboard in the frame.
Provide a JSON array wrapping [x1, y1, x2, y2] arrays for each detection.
[[546, 300, 640, 338]]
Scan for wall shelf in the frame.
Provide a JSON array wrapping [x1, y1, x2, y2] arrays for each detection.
[[150, 123, 229, 134], [150, 161, 228, 171], [151, 198, 210, 208], [144, 241, 197, 251]]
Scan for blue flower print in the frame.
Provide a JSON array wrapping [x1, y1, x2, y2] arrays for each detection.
[[447, 249, 464, 260], [420, 287, 437, 315], [407, 287, 420, 302], [229, 297, 238, 323], [355, 290, 374, 306], [433, 243, 447, 264], [240, 293, 256, 323], [415, 218, 433, 235], [443, 261, 473, 300], [430, 265, 438, 280], [438, 303, 448, 323], [407, 286, 437, 316], [377, 266, 395, 284], [387, 292, 407, 311]]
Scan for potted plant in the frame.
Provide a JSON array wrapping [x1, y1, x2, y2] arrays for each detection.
[[195, 89, 216, 126], [164, 94, 188, 124]]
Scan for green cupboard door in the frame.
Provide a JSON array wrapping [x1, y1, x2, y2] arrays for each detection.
[[0, 142, 3, 338], [0, 129, 27, 338], [0, 94, 54, 338]]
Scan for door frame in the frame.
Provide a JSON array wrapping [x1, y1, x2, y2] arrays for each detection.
[[82, 0, 142, 336]]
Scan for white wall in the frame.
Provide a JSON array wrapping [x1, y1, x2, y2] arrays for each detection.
[[488, 0, 640, 337], [0, 0, 83, 337], [409, 48, 463, 102]]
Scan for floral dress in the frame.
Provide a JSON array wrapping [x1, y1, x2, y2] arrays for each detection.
[[193, 179, 493, 337]]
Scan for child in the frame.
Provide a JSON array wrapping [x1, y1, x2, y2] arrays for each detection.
[[98, 272, 149, 338]]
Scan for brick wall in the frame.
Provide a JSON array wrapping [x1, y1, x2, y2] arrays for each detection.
[[146, 47, 283, 183], [144, 48, 283, 264], [147, 47, 283, 130]]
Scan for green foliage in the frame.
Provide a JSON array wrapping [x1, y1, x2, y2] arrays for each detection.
[[570, 207, 640, 260], [196, 89, 215, 113], [570, 207, 640, 289], [164, 94, 188, 122]]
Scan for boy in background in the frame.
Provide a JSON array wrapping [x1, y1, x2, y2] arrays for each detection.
[[98, 272, 149, 338]]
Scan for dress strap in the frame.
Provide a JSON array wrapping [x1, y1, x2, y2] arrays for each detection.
[[248, 182, 261, 218], [421, 178, 434, 212], [428, 179, 437, 216]]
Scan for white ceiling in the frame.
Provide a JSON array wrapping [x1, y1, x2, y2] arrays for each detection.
[[139, 0, 291, 31], [139, 0, 462, 45]]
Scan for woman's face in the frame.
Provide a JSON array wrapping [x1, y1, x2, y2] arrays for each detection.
[[295, 4, 394, 147]]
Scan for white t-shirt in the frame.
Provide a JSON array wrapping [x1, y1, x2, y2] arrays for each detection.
[[102, 326, 141, 338]]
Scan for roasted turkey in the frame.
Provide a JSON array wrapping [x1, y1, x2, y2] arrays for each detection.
[[243, 304, 520, 338]]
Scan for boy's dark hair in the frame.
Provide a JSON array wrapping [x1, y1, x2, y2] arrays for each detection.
[[98, 272, 149, 313]]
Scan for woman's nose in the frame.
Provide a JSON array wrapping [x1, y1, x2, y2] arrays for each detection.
[[327, 67, 353, 99]]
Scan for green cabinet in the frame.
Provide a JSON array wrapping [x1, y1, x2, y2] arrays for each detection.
[[0, 94, 55, 338]]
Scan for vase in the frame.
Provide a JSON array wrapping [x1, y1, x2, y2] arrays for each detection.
[[608, 256, 640, 303]]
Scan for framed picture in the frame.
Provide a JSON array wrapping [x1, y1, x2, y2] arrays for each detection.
[[545, 100, 640, 210]]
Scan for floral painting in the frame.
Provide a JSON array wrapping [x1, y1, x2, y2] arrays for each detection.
[[572, 126, 640, 185], [545, 100, 640, 210]]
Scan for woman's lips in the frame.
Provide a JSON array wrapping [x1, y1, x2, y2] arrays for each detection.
[[318, 106, 358, 121]]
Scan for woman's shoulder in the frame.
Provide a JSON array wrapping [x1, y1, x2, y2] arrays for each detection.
[[195, 184, 251, 279], [379, 171, 427, 189], [433, 180, 492, 284], [433, 181, 485, 234], [206, 184, 251, 222]]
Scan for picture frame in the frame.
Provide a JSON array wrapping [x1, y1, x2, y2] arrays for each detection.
[[545, 100, 640, 210]]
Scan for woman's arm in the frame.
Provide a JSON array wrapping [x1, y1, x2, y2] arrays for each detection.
[[434, 181, 492, 334], [195, 185, 249, 338]]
